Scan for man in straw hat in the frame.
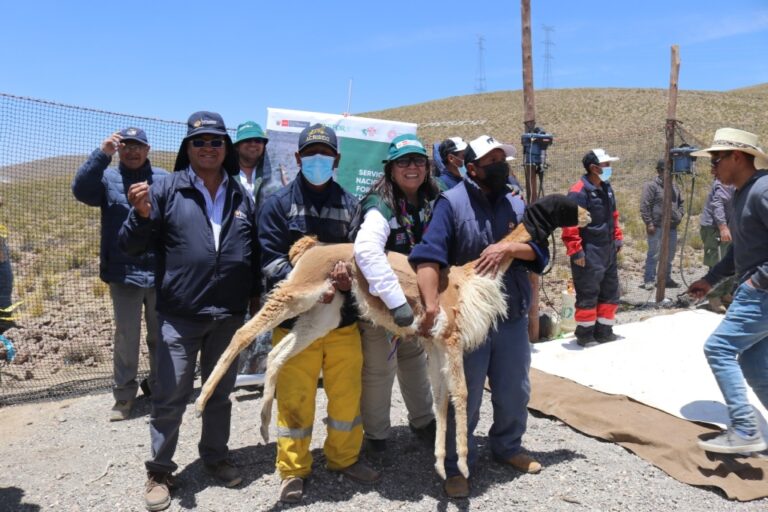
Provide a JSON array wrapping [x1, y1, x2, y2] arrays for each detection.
[[687, 127, 768, 454], [120, 111, 260, 511]]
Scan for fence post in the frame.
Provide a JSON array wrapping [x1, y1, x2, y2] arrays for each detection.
[[521, 0, 540, 341], [656, 45, 680, 303]]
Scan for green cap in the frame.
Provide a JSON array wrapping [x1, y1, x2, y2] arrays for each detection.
[[383, 133, 427, 163], [233, 121, 268, 145]]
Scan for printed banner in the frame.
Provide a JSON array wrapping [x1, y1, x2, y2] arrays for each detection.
[[262, 108, 417, 198]]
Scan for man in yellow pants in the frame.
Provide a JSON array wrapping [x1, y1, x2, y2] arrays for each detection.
[[258, 124, 380, 503]]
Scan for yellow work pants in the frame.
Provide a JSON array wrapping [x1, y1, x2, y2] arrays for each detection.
[[273, 322, 363, 478]]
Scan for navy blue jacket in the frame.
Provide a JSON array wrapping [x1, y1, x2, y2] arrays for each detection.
[[409, 177, 549, 319], [118, 169, 259, 318], [562, 176, 623, 258], [72, 149, 167, 286], [259, 177, 358, 327]]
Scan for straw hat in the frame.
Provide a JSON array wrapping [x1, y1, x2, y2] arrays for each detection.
[[691, 128, 768, 169]]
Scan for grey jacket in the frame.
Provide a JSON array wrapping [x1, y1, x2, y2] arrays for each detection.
[[639, 175, 684, 229], [700, 178, 734, 228], [705, 171, 768, 290]]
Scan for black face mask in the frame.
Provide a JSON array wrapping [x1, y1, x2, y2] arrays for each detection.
[[477, 161, 510, 192]]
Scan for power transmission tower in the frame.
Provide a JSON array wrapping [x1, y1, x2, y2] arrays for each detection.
[[542, 25, 555, 89], [475, 35, 487, 93]]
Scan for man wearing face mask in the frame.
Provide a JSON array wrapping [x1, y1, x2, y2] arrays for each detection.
[[437, 136, 468, 190], [258, 124, 379, 503], [410, 135, 550, 498], [562, 149, 623, 347]]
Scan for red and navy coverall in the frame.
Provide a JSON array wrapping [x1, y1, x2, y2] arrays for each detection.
[[562, 175, 623, 330]]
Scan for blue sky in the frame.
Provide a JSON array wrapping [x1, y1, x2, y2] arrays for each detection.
[[2, 0, 766, 126]]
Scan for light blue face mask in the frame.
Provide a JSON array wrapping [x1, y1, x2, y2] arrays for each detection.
[[600, 166, 613, 182], [458, 164, 467, 178], [301, 154, 335, 185]]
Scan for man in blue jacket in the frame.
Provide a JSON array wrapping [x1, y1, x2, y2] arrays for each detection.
[[72, 127, 167, 422], [119, 111, 260, 512], [410, 135, 549, 499]]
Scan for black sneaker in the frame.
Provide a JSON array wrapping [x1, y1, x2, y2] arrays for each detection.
[[665, 279, 680, 288], [594, 323, 618, 343], [574, 325, 598, 347]]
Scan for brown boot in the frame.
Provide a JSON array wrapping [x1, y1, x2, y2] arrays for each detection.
[[335, 460, 381, 484], [443, 475, 470, 499], [278, 476, 304, 503], [145, 471, 171, 511], [494, 452, 542, 474]]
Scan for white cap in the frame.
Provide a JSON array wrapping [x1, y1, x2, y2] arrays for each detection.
[[591, 148, 619, 164], [465, 135, 516, 163]]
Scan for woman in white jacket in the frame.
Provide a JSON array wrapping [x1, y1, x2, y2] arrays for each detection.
[[353, 134, 439, 459]]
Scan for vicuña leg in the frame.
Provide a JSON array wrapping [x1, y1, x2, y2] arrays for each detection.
[[260, 292, 344, 443], [425, 341, 450, 479], [195, 281, 331, 416], [443, 335, 470, 478]]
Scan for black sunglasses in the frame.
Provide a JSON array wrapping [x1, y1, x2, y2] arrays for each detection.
[[394, 155, 428, 168], [191, 139, 225, 148], [711, 152, 732, 168]]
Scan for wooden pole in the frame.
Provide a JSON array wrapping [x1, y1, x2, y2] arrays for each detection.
[[655, 45, 680, 303], [521, 0, 540, 341]]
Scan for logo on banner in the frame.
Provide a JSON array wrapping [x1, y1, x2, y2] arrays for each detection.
[[361, 127, 377, 137], [276, 119, 310, 128]]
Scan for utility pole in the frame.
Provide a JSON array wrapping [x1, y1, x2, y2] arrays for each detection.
[[475, 35, 487, 93], [345, 78, 353, 116], [542, 25, 555, 89], [521, 0, 540, 341], [656, 45, 680, 303]]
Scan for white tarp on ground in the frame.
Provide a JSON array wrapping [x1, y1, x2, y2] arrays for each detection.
[[531, 310, 768, 434]]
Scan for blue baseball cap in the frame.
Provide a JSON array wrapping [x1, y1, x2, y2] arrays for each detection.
[[298, 124, 338, 153], [119, 127, 148, 145]]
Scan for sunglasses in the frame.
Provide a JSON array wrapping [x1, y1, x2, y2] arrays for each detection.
[[191, 138, 225, 148], [711, 152, 732, 168], [394, 155, 428, 168]]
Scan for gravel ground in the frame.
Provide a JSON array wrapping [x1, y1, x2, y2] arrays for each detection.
[[1, 371, 766, 512]]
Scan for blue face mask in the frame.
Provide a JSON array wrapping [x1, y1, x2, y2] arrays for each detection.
[[600, 166, 613, 182], [458, 164, 467, 178], [301, 154, 335, 185]]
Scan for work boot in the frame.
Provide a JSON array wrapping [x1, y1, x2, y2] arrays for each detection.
[[110, 399, 134, 422], [574, 325, 597, 348], [410, 418, 436, 446], [204, 460, 242, 488], [443, 475, 470, 499], [278, 476, 304, 503], [493, 452, 542, 474], [335, 460, 381, 484], [698, 429, 767, 454], [145, 471, 172, 511], [363, 438, 388, 463], [594, 323, 618, 343]]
